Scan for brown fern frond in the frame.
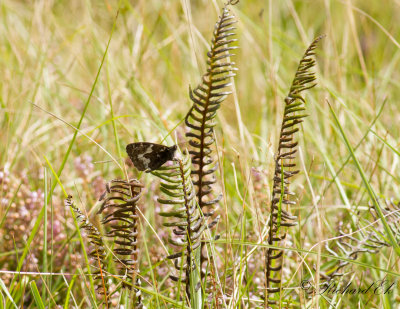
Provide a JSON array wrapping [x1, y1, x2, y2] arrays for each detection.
[[98, 179, 144, 308], [66, 196, 110, 305], [184, 0, 238, 281], [265, 36, 324, 308]]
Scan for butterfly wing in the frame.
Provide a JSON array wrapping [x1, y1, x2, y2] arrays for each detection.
[[126, 142, 154, 171], [147, 144, 177, 171], [126, 142, 177, 172]]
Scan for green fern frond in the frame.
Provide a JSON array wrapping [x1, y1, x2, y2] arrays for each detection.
[[152, 150, 205, 304]]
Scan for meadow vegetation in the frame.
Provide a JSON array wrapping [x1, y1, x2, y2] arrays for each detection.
[[0, 0, 400, 308]]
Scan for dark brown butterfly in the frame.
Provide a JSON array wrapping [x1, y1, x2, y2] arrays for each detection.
[[126, 142, 177, 172]]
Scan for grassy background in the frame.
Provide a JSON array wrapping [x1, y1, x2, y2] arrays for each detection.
[[1, 0, 400, 307]]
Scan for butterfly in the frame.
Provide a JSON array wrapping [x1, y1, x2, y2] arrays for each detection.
[[126, 142, 178, 172]]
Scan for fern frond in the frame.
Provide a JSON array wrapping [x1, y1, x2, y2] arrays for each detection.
[[321, 223, 388, 282], [184, 0, 238, 281], [369, 199, 400, 239], [321, 200, 400, 282], [98, 179, 144, 308], [65, 196, 110, 304], [265, 36, 324, 308], [152, 150, 205, 303]]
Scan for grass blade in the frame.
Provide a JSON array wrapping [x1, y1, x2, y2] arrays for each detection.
[[0, 279, 17, 309], [328, 101, 400, 257], [29, 281, 45, 309]]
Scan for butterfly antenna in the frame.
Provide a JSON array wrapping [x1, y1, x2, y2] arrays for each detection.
[[93, 158, 124, 164]]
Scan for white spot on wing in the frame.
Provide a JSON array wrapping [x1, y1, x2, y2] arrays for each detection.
[[137, 145, 154, 168]]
